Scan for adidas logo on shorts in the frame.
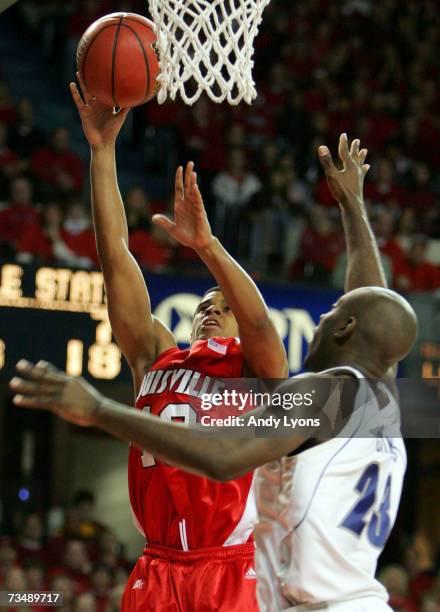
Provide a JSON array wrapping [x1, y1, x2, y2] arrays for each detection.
[[133, 578, 145, 590], [244, 567, 257, 580]]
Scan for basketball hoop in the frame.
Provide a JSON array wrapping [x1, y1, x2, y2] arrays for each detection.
[[147, 0, 271, 105]]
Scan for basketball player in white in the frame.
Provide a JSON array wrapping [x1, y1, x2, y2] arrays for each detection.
[[11, 135, 418, 611]]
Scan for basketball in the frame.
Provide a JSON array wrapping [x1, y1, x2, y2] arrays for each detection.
[[76, 12, 159, 108]]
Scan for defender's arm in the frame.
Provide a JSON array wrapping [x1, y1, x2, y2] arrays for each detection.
[[12, 364, 333, 481], [319, 133, 387, 291]]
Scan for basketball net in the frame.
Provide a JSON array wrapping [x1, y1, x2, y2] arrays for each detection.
[[147, 0, 271, 105]]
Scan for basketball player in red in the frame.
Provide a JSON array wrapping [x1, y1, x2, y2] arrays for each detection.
[[67, 75, 288, 611], [11, 135, 418, 611]]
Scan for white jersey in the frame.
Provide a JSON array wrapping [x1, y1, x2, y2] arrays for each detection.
[[254, 366, 406, 611]]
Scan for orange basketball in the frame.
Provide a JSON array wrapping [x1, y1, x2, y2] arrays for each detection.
[[76, 12, 159, 108]]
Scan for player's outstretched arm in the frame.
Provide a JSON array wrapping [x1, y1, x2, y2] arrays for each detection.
[[70, 76, 175, 388], [153, 163, 288, 378], [11, 361, 325, 480], [319, 133, 387, 291]]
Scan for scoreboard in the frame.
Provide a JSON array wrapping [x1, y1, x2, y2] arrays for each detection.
[[0, 263, 128, 381], [1, 261, 439, 392]]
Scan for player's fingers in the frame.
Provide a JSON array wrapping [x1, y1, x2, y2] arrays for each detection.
[[174, 166, 184, 200], [318, 146, 338, 174], [359, 148, 368, 165], [190, 171, 198, 197], [191, 181, 206, 213], [338, 133, 354, 167], [36, 360, 60, 372], [362, 163, 370, 176], [184, 161, 194, 196], [69, 82, 86, 110], [350, 138, 360, 159], [152, 214, 176, 234], [12, 394, 55, 410], [10, 377, 60, 397], [15, 360, 62, 384], [76, 71, 93, 104]]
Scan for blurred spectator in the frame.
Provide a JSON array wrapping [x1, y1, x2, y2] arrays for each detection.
[[0, 176, 38, 255], [280, 153, 312, 209], [8, 97, 45, 159], [90, 563, 112, 611], [0, 82, 16, 124], [23, 557, 47, 591], [378, 564, 418, 612], [180, 98, 226, 173], [420, 594, 440, 612], [108, 583, 125, 612], [212, 148, 261, 254], [212, 148, 261, 209], [3, 566, 27, 590], [404, 534, 437, 608], [290, 206, 344, 282], [0, 121, 23, 194], [96, 532, 126, 571], [373, 208, 405, 272], [124, 186, 151, 233], [364, 159, 406, 208], [73, 592, 97, 612], [244, 168, 295, 273], [393, 235, 440, 293], [64, 490, 107, 541], [31, 127, 84, 197], [15, 512, 49, 567], [16, 201, 92, 268], [63, 199, 98, 268], [50, 539, 91, 593], [130, 224, 174, 272], [257, 139, 280, 176], [408, 163, 436, 219], [396, 208, 417, 253], [278, 91, 312, 156], [50, 573, 75, 610], [0, 536, 17, 585]]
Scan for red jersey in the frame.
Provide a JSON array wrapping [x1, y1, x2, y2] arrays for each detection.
[[128, 337, 256, 550]]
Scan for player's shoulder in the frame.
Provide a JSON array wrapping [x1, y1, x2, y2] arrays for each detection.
[[152, 345, 187, 368]]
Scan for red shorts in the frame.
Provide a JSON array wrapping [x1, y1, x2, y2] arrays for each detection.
[[121, 542, 258, 611]]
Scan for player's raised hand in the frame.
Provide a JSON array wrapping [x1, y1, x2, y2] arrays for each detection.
[[10, 360, 102, 427], [70, 71, 129, 148], [318, 133, 370, 207], [152, 162, 214, 251]]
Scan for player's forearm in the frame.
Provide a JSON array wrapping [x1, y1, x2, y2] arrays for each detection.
[[340, 197, 387, 291], [90, 144, 129, 260], [196, 237, 270, 333], [93, 397, 247, 480]]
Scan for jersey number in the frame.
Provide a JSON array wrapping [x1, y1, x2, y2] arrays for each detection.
[[340, 463, 392, 548], [141, 403, 198, 468]]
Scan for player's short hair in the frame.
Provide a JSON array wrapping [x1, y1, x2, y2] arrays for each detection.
[[201, 286, 221, 300]]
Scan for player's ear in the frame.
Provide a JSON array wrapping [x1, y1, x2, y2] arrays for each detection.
[[333, 316, 357, 340]]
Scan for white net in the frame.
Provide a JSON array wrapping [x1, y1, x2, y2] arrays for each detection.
[[147, 0, 271, 105]]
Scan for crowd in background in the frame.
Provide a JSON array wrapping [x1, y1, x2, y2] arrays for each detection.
[[0, 490, 440, 611], [0, 0, 439, 289], [0, 490, 131, 611]]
